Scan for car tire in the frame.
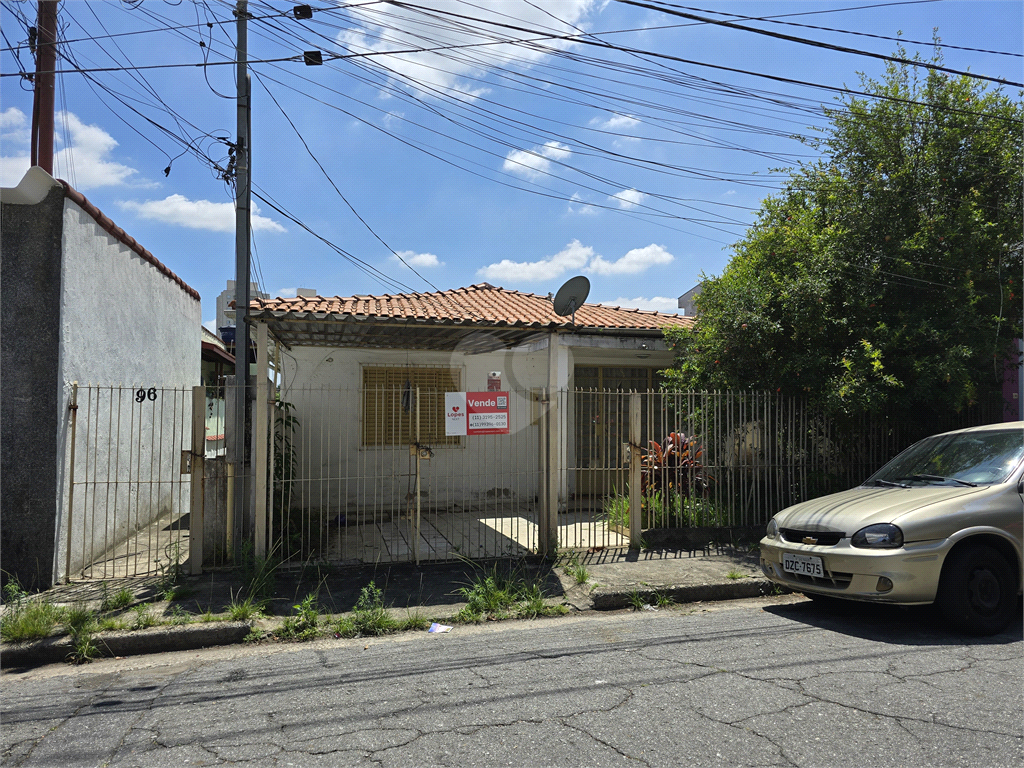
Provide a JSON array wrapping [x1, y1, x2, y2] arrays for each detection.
[[937, 544, 1018, 636]]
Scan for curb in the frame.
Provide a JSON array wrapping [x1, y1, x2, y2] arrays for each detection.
[[1, 622, 252, 668], [591, 578, 776, 610], [1, 581, 781, 668]]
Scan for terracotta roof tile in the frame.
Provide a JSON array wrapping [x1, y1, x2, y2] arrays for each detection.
[[253, 283, 691, 331]]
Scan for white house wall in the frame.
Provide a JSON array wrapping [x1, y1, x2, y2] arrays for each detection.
[[55, 197, 201, 580], [277, 344, 560, 515]]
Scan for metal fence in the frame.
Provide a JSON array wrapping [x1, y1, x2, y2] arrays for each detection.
[[63, 382, 1004, 577], [63, 385, 193, 579], [560, 389, 1005, 538], [268, 384, 544, 565]]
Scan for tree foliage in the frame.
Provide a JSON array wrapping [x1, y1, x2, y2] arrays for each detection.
[[663, 50, 1023, 417]]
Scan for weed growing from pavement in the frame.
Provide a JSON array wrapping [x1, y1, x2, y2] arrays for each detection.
[[626, 590, 647, 611], [131, 605, 158, 630], [726, 570, 746, 580], [68, 632, 100, 664], [350, 582, 400, 636], [654, 590, 675, 607], [238, 542, 280, 609], [559, 552, 590, 585], [227, 592, 265, 621], [278, 593, 323, 641], [100, 586, 134, 612], [0, 582, 64, 642], [453, 560, 567, 623]]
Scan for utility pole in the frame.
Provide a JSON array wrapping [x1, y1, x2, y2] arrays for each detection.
[[232, 0, 253, 543], [30, 0, 57, 172]]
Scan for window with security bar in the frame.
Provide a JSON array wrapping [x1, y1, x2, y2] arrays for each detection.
[[362, 366, 462, 447]]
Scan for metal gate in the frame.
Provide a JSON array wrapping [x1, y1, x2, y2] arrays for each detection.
[[266, 383, 546, 565], [63, 384, 200, 580]]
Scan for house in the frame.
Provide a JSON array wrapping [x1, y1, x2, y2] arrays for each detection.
[[1, 168, 202, 588], [245, 284, 691, 563], [677, 283, 703, 316]]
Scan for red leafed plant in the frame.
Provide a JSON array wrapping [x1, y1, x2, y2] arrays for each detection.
[[640, 432, 711, 499]]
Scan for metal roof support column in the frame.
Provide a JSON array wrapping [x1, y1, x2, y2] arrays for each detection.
[[545, 331, 560, 554]]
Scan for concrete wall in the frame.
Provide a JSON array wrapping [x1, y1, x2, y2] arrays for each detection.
[[1, 168, 201, 586], [0, 180, 67, 590], [55, 195, 201, 580]]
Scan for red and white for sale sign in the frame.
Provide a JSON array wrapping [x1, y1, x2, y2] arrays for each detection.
[[444, 392, 510, 436]]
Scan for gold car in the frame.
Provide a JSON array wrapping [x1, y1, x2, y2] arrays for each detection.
[[760, 422, 1023, 635]]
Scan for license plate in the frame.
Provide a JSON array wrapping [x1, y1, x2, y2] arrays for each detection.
[[783, 552, 824, 578]]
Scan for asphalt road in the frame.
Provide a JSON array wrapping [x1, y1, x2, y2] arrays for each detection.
[[2, 595, 1021, 768]]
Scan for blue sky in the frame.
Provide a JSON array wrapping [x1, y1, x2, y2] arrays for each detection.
[[2, 0, 1021, 330]]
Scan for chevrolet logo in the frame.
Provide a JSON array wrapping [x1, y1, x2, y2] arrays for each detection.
[[802, 536, 818, 545]]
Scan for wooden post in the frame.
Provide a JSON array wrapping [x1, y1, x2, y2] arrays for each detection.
[[253, 321, 269, 558], [189, 385, 206, 575], [629, 392, 642, 548]]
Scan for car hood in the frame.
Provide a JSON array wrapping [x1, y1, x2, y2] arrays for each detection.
[[773, 485, 988, 534]]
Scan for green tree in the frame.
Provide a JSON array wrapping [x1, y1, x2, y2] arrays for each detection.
[[663, 49, 1023, 417]]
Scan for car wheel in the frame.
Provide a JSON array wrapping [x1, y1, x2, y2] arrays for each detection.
[[937, 544, 1018, 636]]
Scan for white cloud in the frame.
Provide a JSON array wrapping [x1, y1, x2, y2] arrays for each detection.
[[277, 288, 298, 298], [202, 319, 219, 334], [392, 250, 444, 268], [338, 0, 593, 100], [478, 240, 674, 283], [1, 107, 30, 143], [589, 243, 673, 275], [118, 195, 286, 233], [503, 141, 572, 180], [0, 109, 144, 189], [568, 192, 598, 216], [605, 296, 679, 313], [608, 188, 646, 209], [0, 108, 33, 186], [52, 111, 141, 189], [591, 113, 641, 133], [0, 155, 31, 187], [477, 239, 593, 282], [723, 190, 736, 196]]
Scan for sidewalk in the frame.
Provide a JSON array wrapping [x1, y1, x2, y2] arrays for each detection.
[[2, 543, 775, 667]]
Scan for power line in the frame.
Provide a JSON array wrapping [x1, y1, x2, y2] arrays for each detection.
[[614, 0, 1024, 88]]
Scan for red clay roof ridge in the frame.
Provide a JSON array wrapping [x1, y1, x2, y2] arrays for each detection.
[[57, 180, 200, 303]]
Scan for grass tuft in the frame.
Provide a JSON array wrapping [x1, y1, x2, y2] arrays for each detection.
[[453, 561, 567, 623]]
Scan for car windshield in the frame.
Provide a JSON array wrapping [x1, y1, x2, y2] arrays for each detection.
[[866, 428, 1024, 487]]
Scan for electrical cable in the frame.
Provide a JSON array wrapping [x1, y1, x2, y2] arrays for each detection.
[[614, 0, 1023, 88]]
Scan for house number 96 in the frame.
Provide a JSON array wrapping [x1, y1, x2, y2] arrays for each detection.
[[135, 388, 157, 403]]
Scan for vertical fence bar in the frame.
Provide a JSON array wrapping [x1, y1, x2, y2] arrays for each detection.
[[628, 392, 641, 548], [254, 323, 269, 559], [190, 386, 206, 575], [64, 383, 79, 582], [414, 386, 421, 565]]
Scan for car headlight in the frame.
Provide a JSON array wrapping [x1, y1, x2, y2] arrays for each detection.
[[851, 523, 903, 549], [765, 518, 779, 539]]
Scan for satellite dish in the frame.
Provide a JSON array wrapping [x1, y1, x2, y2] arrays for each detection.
[[552, 276, 590, 325]]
